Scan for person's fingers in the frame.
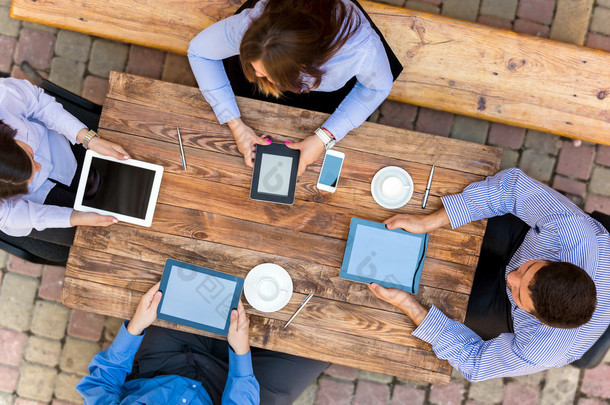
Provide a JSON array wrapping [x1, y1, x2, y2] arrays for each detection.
[[383, 215, 400, 228], [297, 162, 306, 177], [230, 309, 238, 331], [113, 145, 130, 160], [254, 135, 270, 146], [149, 291, 163, 311], [284, 141, 300, 150], [243, 154, 254, 168]]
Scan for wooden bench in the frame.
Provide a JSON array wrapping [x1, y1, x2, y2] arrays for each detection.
[[10, 0, 610, 144]]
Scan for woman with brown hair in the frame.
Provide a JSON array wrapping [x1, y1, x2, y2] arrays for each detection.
[[188, 0, 402, 175], [0, 77, 129, 259]]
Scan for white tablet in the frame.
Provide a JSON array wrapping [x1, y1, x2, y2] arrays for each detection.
[[74, 150, 164, 227]]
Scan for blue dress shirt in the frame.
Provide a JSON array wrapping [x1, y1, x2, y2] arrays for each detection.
[[187, 0, 393, 141], [76, 322, 260, 404], [413, 168, 610, 381]]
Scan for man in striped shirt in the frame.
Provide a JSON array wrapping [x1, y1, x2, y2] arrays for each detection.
[[369, 168, 610, 381]]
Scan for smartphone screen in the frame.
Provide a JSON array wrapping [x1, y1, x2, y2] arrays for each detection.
[[319, 153, 344, 187]]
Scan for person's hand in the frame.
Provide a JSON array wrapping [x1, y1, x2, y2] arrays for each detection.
[[70, 210, 118, 227], [87, 137, 130, 160], [127, 282, 162, 335], [228, 118, 271, 167], [227, 301, 250, 355], [384, 208, 450, 234], [285, 134, 325, 176], [368, 283, 428, 325]]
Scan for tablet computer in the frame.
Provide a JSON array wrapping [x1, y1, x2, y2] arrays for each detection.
[[250, 142, 300, 205], [157, 259, 244, 336], [340, 218, 429, 293], [74, 150, 164, 227]]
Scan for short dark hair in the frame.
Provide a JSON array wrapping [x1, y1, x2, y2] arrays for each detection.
[[528, 261, 597, 329], [0, 120, 32, 199]]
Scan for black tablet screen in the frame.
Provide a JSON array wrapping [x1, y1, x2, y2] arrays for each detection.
[[83, 157, 156, 219]]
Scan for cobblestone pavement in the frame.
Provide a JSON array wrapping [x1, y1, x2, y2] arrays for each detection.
[[1, 0, 610, 404]]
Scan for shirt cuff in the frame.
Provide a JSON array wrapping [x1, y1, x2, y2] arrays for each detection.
[[33, 205, 74, 230], [440, 194, 473, 229], [412, 306, 452, 345], [321, 112, 350, 141], [107, 322, 145, 360], [204, 86, 241, 124], [228, 348, 254, 378]]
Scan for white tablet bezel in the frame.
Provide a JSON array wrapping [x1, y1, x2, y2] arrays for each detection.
[[73, 150, 164, 227]]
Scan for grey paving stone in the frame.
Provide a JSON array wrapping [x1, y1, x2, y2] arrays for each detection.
[[481, 0, 519, 20], [16, 363, 57, 402], [60, 337, 100, 376], [49, 57, 86, 94], [22, 21, 58, 34], [88, 39, 129, 78], [590, 6, 610, 35], [511, 370, 546, 386], [375, 0, 405, 6], [292, 381, 317, 405], [590, 166, 610, 196], [518, 150, 555, 183], [405, 0, 440, 13], [0, 392, 13, 405], [0, 0, 9, 7], [450, 116, 489, 144], [442, 0, 481, 21], [357, 369, 394, 384], [0, 251, 8, 269], [550, 0, 595, 45], [524, 130, 562, 156], [469, 377, 504, 404], [0, 7, 21, 37], [55, 372, 84, 403], [500, 148, 520, 170], [0, 273, 39, 331], [30, 301, 70, 340], [103, 316, 125, 341], [25, 335, 62, 367], [540, 366, 580, 405], [55, 29, 92, 62], [597, 0, 610, 7]]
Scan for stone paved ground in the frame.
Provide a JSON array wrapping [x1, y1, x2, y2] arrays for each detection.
[[0, 0, 609, 404]]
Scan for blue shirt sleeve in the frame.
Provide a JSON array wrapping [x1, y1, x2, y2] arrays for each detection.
[[321, 33, 393, 140], [76, 321, 144, 405], [221, 349, 260, 404]]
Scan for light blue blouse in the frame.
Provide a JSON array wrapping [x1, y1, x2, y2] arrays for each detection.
[[187, 0, 394, 141]]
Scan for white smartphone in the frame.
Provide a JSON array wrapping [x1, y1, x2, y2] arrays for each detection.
[[317, 149, 345, 193]]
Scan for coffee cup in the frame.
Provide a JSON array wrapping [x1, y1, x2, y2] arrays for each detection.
[[381, 176, 407, 199], [256, 277, 286, 301]]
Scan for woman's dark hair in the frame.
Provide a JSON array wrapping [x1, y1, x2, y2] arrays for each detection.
[[529, 261, 597, 329], [240, 0, 360, 97], [0, 120, 32, 199]]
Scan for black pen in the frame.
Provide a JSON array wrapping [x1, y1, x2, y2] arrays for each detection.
[[421, 165, 435, 209]]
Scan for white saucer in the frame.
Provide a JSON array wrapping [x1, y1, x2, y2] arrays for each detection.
[[371, 166, 414, 209], [244, 263, 293, 312]]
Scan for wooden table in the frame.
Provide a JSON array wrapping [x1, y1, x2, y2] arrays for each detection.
[[62, 71, 501, 384]]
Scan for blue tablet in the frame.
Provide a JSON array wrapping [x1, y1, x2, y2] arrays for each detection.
[[157, 259, 244, 336], [340, 218, 429, 293]]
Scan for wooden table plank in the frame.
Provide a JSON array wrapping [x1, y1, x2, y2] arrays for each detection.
[[62, 277, 451, 383], [11, 0, 610, 143], [61, 72, 500, 384]]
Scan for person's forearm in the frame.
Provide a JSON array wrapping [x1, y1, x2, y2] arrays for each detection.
[[397, 294, 429, 326], [423, 207, 450, 233]]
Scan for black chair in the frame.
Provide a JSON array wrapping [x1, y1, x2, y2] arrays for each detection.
[[570, 210, 610, 369], [0, 61, 103, 265]]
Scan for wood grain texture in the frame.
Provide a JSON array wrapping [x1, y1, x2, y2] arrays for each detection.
[[11, 0, 610, 142], [60, 72, 500, 384]]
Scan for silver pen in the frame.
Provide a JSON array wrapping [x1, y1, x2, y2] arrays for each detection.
[[421, 165, 435, 209], [283, 294, 314, 329], [176, 126, 187, 170]]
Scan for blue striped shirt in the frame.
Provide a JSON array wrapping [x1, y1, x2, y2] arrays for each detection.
[[412, 168, 610, 382]]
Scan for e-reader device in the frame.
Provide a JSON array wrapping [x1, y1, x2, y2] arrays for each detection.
[[157, 259, 244, 336], [250, 142, 300, 205], [74, 150, 164, 227], [340, 218, 429, 293]]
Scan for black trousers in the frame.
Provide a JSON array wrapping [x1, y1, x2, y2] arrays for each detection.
[[224, 0, 403, 114], [463, 214, 530, 340], [127, 326, 329, 405]]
